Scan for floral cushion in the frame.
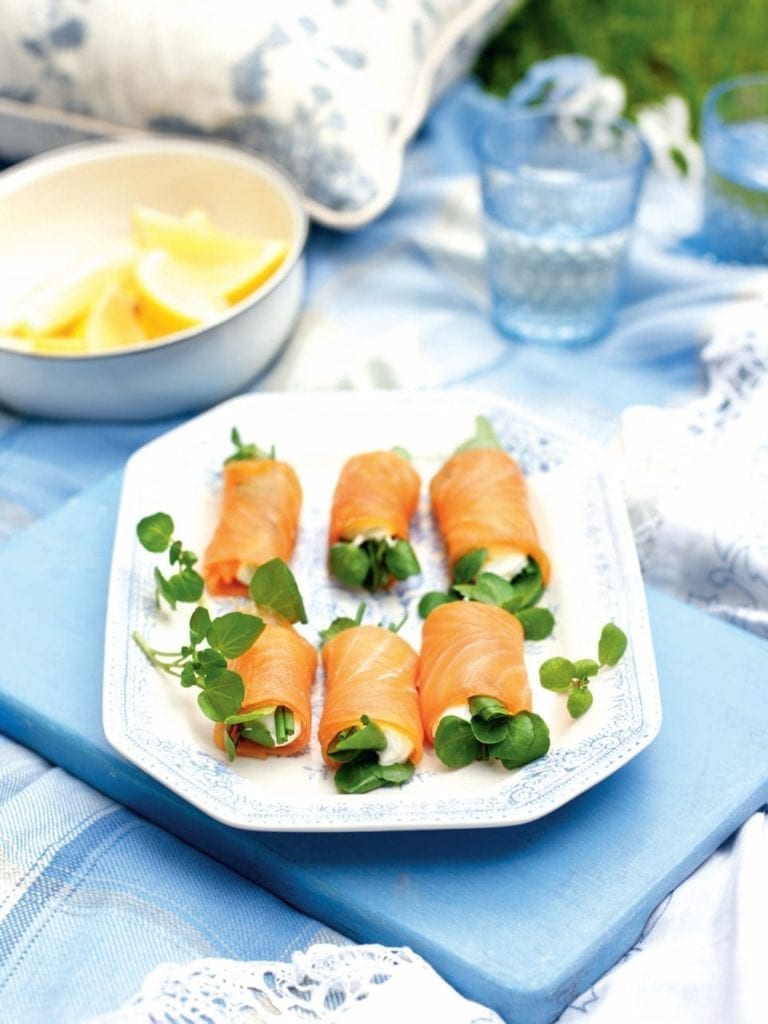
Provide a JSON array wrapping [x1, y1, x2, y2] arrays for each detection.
[[0, 0, 517, 228]]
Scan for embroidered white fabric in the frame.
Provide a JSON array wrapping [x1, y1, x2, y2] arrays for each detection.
[[89, 943, 504, 1024], [618, 291, 768, 638]]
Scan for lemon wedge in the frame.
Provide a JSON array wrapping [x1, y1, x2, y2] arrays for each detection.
[[3, 207, 290, 354], [8, 248, 133, 337], [133, 249, 230, 338], [131, 206, 288, 304], [83, 273, 147, 350], [28, 333, 92, 355]]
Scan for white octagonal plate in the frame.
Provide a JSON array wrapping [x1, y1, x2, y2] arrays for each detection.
[[103, 388, 661, 831]]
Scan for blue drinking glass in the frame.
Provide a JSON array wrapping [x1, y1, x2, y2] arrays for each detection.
[[701, 74, 768, 264], [474, 109, 648, 346]]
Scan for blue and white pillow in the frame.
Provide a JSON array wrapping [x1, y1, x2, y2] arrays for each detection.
[[0, 0, 517, 228]]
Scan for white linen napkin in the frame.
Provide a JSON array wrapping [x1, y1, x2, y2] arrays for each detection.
[[557, 812, 768, 1024], [617, 293, 768, 638]]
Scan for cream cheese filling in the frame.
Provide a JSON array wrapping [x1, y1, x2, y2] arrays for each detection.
[[483, 551, 529, 580], [378, 724, 414, 766]]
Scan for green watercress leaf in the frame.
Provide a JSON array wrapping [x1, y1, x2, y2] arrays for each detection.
[[153, 567, 178, 610], [197, 668, 245, 722], [434, 716, 483, 768], [240, 721, 276, 746], [453, 415, 502, 454], [225, 427, 273, 463], [328, 716, 387, 763], [329, 543, 370, 588], [496, 712, 550, 769], [196, 648, 228, 671], [514, 606, 555, 640], [334, 755, 415, 795], [248, 558, 307, 623], [501, 560, 544, 611], [567, 687, 594, 719], [189, 606, 211, 645], [539, 656, 576, 692], [468, 695, 508, 719], [207, 611, 265, 659], [470, 714, 509, 744], [137, 512, 174, 553], [222, 709, 280, 762], [384, 539, 421, 581], [452, 548, 489, 585], [572, 658, 599, 679], [318, 603, 366, 644], [598, 623, 628, 666], [180, 663, 199, 688], [391, 445, 412, 461], [417, 590, 457, 619], [224, 711, 274, 748], [167, 566, 204, 604], [454, 572, 515, 607]]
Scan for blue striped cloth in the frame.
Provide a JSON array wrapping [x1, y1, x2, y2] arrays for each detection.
[[0, 736, 346, 1022]]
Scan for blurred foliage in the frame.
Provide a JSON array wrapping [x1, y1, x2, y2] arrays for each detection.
[[474, 0, 768, 134]]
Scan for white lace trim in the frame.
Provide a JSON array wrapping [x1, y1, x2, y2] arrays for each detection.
[[88, 943, 504, 1024]]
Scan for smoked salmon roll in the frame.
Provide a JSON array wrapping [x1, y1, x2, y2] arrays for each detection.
[[203, 429, 302, 596], [418, 601, 550, 770], [213, 606, 317, 760], [328, 449, 421, 592], [319, 615, 423, 793], [429, 416, 551, 593]]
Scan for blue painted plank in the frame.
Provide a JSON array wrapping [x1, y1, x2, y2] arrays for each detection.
[[0, 471, 766, 1024]]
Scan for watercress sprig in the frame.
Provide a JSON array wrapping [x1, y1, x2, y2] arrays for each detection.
[[318, 602, 367, 645], [133, 605, 265, 723], [225, 427, 275, 463], [539, 623, 628, 718], [330, 537, 421, 592], [417, 547, 554, 640], [136, 511, 204, 610], [454, 414, 502, 453], [327, 714, 415, 794], [434, 697, 550, 770]]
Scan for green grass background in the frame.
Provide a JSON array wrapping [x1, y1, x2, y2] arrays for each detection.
[[474, 0, 768, 133]]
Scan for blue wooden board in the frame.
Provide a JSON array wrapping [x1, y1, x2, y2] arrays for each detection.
[[0, 471, 767, 1024]]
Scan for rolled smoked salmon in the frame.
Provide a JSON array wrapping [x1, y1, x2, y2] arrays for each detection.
[[429, 439, 551, 586], [417, 601, 549, 770], [213, 606, 317, 759], [328, 449, 421, 591], [319, 622, 423, 791], [418, 601, 531, 741], [203, 442, 302, 597]]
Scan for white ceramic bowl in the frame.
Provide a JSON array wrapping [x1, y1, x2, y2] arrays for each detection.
[[0, 137, 308, 421]]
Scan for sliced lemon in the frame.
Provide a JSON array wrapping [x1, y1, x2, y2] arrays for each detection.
[[131, 206, 288, 303], [8, 246, 134, 337], [0, 334, 34, 353], [83, 273, 147, 351], [28, 333, 92, 355], [133, 248, 230, 338]]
